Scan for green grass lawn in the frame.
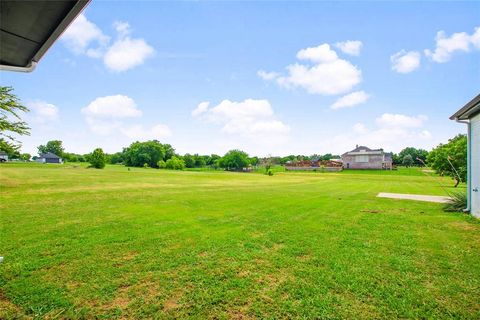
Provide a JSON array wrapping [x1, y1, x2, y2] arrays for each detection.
[[1, 163, 479, 319]]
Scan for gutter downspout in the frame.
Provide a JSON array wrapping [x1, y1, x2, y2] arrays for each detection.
[[456, 119, 471, 213]]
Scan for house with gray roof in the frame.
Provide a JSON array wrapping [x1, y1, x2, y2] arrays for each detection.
[[342, 145, 392, 170], [450, 93, 480, 218], [37, 152, 62, 164]]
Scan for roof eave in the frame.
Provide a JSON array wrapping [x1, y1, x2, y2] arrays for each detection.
[[0, 0, 91, 72], [450, 94, 480, 121]]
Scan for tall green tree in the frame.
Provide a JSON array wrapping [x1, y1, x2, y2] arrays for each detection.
[[218, 150, 249, 171], [402, 154, 414, 167], [123, 140, 166, 168], [427, 134, 467, 187], [38, 140, 64, 157], [398, 147, 429, 166], [89, 148, 106, 169], [183, 153, 195, 168], [0, 87, 30, 151]]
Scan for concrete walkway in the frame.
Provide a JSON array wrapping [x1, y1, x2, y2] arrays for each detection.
[[377, 192, 451, 203]]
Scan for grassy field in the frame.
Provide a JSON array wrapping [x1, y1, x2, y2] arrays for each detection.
[[1, 163, 479, 319]]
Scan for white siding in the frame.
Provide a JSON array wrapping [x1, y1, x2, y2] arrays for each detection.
[[471, 113, 480, 217]]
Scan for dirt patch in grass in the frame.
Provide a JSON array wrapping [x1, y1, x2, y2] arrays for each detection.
[[449, 221, 479, 231], [361, 209, 384, 214], [0, 291, 28, 319], [163, 290, 183, 312]]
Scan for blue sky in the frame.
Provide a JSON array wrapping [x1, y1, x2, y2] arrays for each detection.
[[2, 1, 479, 156]]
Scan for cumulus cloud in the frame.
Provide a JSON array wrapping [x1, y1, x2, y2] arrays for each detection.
[[192, 99, 290, 142], [103, 21, 155, 72], [257, 70, 280, 81], [330, 91, 370, 110], [82, 95, 142, 119], [375, 113, 427, 128], [259, 43, 362, 96], [296, 44, 338, 63], [335, 40, 363, 56], [61, 14, 109, 56], [191, 101, 210, 116], [27, 101, 59, 123], [391, 50, 421, 73], [330, 113, 431, 153], [424, 26, 480, 63], [82, 95, 170, 139], [62, 15, 154, 71]]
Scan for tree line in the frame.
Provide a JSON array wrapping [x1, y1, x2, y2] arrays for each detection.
[[0, 86, 468, 186]]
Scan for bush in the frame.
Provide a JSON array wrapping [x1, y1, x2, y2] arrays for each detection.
[[157, 160, 166, 169], [165, 156, 185, 170], [143, 163, 149, 168], [266, 169, 274, 176], [443, 192, 468, 212], [89, 148, 106, 169]]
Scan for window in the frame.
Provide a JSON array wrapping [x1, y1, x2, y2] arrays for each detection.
[[355, 155, 369, 163]]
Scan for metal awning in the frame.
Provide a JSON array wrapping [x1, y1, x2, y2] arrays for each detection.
[[0, 0, 90, 72]]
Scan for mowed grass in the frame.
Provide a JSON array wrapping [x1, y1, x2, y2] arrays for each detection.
[[1, 163, 479, 319]]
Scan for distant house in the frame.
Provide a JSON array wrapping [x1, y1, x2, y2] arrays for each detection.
[[450, 93, 480, 218], [342, 145, 392, 170], [37, 152, 62, 164], [0, 151, 8, 162]]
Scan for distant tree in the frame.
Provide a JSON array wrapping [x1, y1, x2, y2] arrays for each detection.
[[402, 154, 414, 167], [157, 160, 166, 169], [123, 140, 165, 168], [398, 147, 429, 166], [21, 153, 31, 161], [0, 139, 21, 158], [218, 150, 249, 171], [194, 154, 206, 168], [163, 144, 175, 160], [427, 134, 467, 187], [392, 153, 402, 166], [249, 156, 259, 167], [183, 153, 195, 168], [38, 140, 64, 157], [89, 148, 106, 169], [165, 156, 185, 170], [280, 155, 296, 165], [0, 86, 30, 148], [109, 152, 124, 164], [206, 154, 221, 167]]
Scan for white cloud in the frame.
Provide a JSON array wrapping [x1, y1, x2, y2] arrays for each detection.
[[103, 21, 154, 72], [335, 40, 363, 56], [62, 15, 154, 71], [296, 44, 338, 63], [259, 43, 362, 96], [257, 70, 280, 81], [330, 113, 432, 153], [331, 91, 370, 110], [191, 101, 210, 116], [424, 27, 480, 63], [27, 101, 59, 123], [192, 99, 290, 142], [390, 50, 421, 73], [375, 113, 427, 128], [61, 14, 109, 56], [82, 95, 170, 139], [82, 95, 142, 119]]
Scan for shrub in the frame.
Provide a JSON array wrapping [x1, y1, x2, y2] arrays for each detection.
[[443, 192, 468, 213], [89, 148, 106, 169], [157, 160, 166, 169], [165, 156, 185, 170], [267, 169, 274, 176], [143, 163, 149, 168]]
